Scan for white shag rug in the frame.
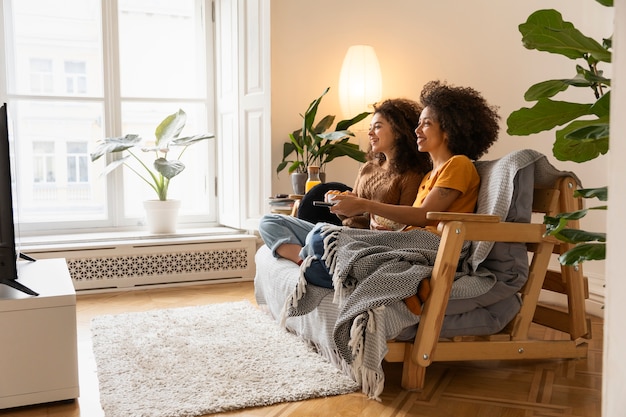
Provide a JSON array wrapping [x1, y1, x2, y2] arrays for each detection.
[[91, 300, 359, 417]]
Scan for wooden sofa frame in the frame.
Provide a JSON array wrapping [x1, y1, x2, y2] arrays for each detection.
[[384, 175, 591, 391]]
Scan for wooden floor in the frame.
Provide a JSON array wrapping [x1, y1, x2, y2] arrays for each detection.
[[0, 281, 603, 417]]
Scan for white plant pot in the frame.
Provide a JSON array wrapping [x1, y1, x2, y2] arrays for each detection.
[[143, 199, 181, 234]]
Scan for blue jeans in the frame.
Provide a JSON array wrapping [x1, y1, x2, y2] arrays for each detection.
[[258, 214, 334, 288], [258, 214, 315, 259]]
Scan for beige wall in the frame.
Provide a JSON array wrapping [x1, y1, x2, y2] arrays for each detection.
[[270, 0, 613, 297]]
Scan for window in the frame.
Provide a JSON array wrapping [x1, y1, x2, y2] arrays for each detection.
[[32, 141, 56, 183], [64, 61, 87, 95], [66, 141, 89, 183], [29, 59, 54, 94], [1, 0, 216, 233]]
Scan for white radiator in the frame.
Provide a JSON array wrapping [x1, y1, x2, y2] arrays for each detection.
[[19, 232, 258, 291]]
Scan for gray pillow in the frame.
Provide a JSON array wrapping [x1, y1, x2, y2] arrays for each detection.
[[445, 164, 533, 315]]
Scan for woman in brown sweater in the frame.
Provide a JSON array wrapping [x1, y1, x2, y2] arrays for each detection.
[[259, 98, 431, 264], [340, 98, 430, 228]]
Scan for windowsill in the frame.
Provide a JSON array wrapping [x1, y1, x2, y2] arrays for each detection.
[[17, 226, 254, 251]]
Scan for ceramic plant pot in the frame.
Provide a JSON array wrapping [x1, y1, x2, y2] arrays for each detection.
[[143, 199, 181, 234], [291, 172, 307, 195]]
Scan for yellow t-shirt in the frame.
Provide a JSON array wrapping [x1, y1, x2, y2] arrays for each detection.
[[407, 155, 480, 231]]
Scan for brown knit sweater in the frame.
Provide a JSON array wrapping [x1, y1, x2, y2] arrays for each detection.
[[339, 161, 424, 229]]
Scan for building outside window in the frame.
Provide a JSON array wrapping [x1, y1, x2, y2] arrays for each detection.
[[32, 141, 56, 184], [29, 58, 54, 94], [64, 61, 87, 95], [1, 0, 216, 233]]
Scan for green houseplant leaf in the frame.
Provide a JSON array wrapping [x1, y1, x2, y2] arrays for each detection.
[[91, 109, 214, 201], [277, 87, 368, 175], [520, 9, 611, 63], [574, 186, 607, 201], [553, 117, 609, 162], [506, 99, 593, 135], [558, 243, 606, 266], [509, 3, 612, 266]]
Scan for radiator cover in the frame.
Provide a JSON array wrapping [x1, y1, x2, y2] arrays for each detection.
[[19, 233, 258, 291]]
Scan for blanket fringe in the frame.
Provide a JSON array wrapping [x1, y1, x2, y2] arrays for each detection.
[[279, 257, 312, 328], [348, 306, 386, 401], [319, 224, 342, 272], [316, 224, 349, 304]]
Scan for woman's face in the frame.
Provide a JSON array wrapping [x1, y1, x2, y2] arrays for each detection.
[[368, 113, 396, 155], [415, 106, 446, 153]]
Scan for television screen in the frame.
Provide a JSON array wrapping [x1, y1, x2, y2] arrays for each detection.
[[0, 103, 38, 296]]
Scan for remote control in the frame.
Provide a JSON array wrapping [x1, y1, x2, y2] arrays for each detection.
[[312, 201, 336, 207]]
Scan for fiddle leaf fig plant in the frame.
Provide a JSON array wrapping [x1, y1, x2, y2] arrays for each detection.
[[506, 1, 612, 265], [91, 109, 214, 201], [277, 87, 369, 175]]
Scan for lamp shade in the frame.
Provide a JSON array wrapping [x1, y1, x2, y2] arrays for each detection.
[[338, 45, 382, 120]]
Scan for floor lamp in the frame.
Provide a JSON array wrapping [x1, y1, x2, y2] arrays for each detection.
[[338, 44, 382, 150]]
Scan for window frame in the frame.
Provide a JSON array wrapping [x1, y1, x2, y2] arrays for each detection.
[[1, 0, 219, 237]]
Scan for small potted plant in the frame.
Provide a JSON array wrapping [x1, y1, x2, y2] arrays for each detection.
[[90, 109, 214, 233], [277, 87, 370, 194]]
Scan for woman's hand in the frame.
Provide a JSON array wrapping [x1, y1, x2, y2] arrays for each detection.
[[329, 194, 367, 217], [324, 190, 356, 202]]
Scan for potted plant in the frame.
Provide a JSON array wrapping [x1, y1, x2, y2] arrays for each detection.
[[90, 109, 214, 233], [276, 87, 370, 194], [506, 2, 610, 265]]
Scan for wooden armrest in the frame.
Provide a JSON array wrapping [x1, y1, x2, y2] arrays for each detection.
[[426, 212, 500, 223]]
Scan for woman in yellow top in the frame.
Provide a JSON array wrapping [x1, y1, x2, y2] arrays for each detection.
[[330, 80, 500, 231]]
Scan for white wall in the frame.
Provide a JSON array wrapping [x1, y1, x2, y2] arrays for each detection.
[[270, 0, 612, 309]]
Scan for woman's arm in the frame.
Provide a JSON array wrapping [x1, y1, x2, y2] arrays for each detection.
[[331, 186, 461, 228]]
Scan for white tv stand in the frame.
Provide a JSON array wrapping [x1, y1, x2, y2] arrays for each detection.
[[0, 258, 79, 409]]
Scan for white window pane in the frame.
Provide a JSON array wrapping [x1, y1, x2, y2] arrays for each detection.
[[118, 0, 206, 98], [11, 100, 107, 222], [7, 0, 103, 97]]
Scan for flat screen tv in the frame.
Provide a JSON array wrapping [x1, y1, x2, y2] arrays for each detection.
[[0, 102, 38, 296]]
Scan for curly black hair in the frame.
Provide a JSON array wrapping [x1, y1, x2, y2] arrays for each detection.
[[419, 80, 500, 160], [369, 98, 432, 174]]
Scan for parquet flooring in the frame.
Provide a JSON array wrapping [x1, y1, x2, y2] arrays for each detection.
[[0, 281, 602, 417]]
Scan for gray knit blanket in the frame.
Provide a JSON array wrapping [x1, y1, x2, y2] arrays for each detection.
[[281, 149, 580, 400]]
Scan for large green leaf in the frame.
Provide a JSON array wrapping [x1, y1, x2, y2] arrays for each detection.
[[336, 111, 371, 130], [154, 158, 185, 179], [553, 118, 609, 162], [595, 0, 613, 7], [288, 133, 304, 154], [318, 130, 352, 141], [171, 133, 215, 146], [575, 186, 608, 201], [506, 99, 592, 135], [550, 228, 606, 244], [90, 134, 142, 161], [314, 114, 335, 135], [276, 160, 289, 174], [590, 92, 610, 117], [564, 120, 609, 141], [524, 79, 578, 101], [303, 87, 330, 134], [559, 243, 606, 266], [519, 9, 611, 63], [324, 140, 366, 164], [155, 109, 186, 147]]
